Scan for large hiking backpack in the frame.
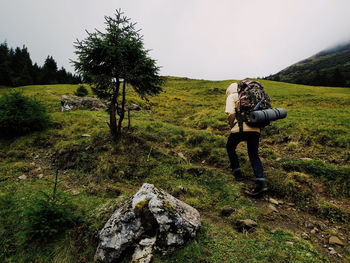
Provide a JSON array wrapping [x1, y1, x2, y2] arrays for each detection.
[[237, 79, 272, 130]]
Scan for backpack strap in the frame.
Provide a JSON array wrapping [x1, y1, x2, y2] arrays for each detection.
[[236, 111, 244, 133]]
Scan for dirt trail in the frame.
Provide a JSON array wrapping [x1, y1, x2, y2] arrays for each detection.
[[193, 158, 350, 263], [238, 178, 350, 263]]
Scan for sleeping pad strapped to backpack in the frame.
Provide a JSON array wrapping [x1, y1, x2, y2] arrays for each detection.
[[237, 79, 272, 131]]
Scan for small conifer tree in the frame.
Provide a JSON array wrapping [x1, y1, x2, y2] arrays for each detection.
[[73, 9, 163, 140], [74, 85, 89, 97]]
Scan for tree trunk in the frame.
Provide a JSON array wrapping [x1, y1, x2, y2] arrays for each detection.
[[110, 79, 120, 140], [117, 81, 126, 137]]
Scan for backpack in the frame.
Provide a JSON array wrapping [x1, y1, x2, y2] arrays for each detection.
[[236, 79, 272, 131]]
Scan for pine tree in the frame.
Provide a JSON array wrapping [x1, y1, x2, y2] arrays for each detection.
[[0, 42, 12, 86], [40, 56, 58, 84], [0, 42, 79, 87], [73, 9, 163, 140]]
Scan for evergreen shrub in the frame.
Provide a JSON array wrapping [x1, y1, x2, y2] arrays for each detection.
[[74, 85, 88, 97], [0, 91, 51, 137], [22, 191, 82, 243]]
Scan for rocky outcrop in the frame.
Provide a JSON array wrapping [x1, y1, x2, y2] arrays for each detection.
[[95, 183, 201, 263], [61, 95, 106, 112]]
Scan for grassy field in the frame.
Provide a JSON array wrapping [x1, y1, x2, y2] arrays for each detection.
[[0, 78, 349, 262]]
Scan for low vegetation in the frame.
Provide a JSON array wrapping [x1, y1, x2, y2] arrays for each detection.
[[74, 85, 88, 97], [0, 91, 51, 137], [0, 77, 349, 262]]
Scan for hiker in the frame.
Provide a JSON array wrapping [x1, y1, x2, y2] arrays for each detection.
[[225, 82, 268, 197]]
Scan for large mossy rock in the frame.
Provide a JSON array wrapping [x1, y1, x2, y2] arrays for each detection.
[[94, 183, 201, 263], [61, 95, 106, 112]]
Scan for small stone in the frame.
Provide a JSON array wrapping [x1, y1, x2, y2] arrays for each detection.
[[30, 167, 42, 175], [276, 157, 282, 161], [301, 158, 313, 161], [128, 103, 141, 111], [236, 219, 257, 232], [304, 222, 314, 229], [269, 198, 279, 205], [18, 174, 27, 180], [82, 134, 91, 137], [323, 245, 327, 248], [329, 249, 337, 255], [177, 152, 187, 162], [268, 204, 278, 213], [37, 174, 44, 179], [301, 232, 310, 240], [328, 247, 334, 251], [329, 236, 345, 246], [310, 228, 318, 234], [71, 190, 80, 196], [201, 160, 206, 164]]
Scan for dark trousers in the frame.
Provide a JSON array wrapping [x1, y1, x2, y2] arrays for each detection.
[[226, 132, 264, 180]]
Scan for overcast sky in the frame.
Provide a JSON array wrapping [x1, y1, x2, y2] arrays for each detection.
[[1, 0, 350, 80]]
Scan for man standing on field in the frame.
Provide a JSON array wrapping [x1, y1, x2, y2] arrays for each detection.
[[225, 82, 268, 197]]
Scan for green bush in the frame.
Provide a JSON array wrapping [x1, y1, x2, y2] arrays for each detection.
[[0, 91, 51, 137], [22, 191, 82, 243], [0, 186, 83, 261], [74, 85, 89, 97]]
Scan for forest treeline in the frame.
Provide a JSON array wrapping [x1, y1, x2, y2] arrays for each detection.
[[265, 42, 350, 87], [0, 42, 81, 87]]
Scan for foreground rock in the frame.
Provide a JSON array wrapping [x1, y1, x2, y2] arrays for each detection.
[[61, 95, 106, 112], [95, 183, 201, 263]]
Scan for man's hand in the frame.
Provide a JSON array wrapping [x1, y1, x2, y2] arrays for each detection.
[[228, 114, 236, 128]]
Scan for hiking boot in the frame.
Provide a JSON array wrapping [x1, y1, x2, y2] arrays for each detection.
[[247, 180, 268, 197], [233, 169, 245, 182]]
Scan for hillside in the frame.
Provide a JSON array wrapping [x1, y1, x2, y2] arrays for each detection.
[[265, 42, 350, 87], [0, 78, 350, 262]]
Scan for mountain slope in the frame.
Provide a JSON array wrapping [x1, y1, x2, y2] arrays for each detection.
[[266, 42, 350, 87], [0, 79, 349, 262]]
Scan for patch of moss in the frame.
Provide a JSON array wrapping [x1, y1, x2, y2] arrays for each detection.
[[134, 198, 150, 215], [280, 159, 350, 197], [317, 200, 350, 223], [163, 201, 175, 214]]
